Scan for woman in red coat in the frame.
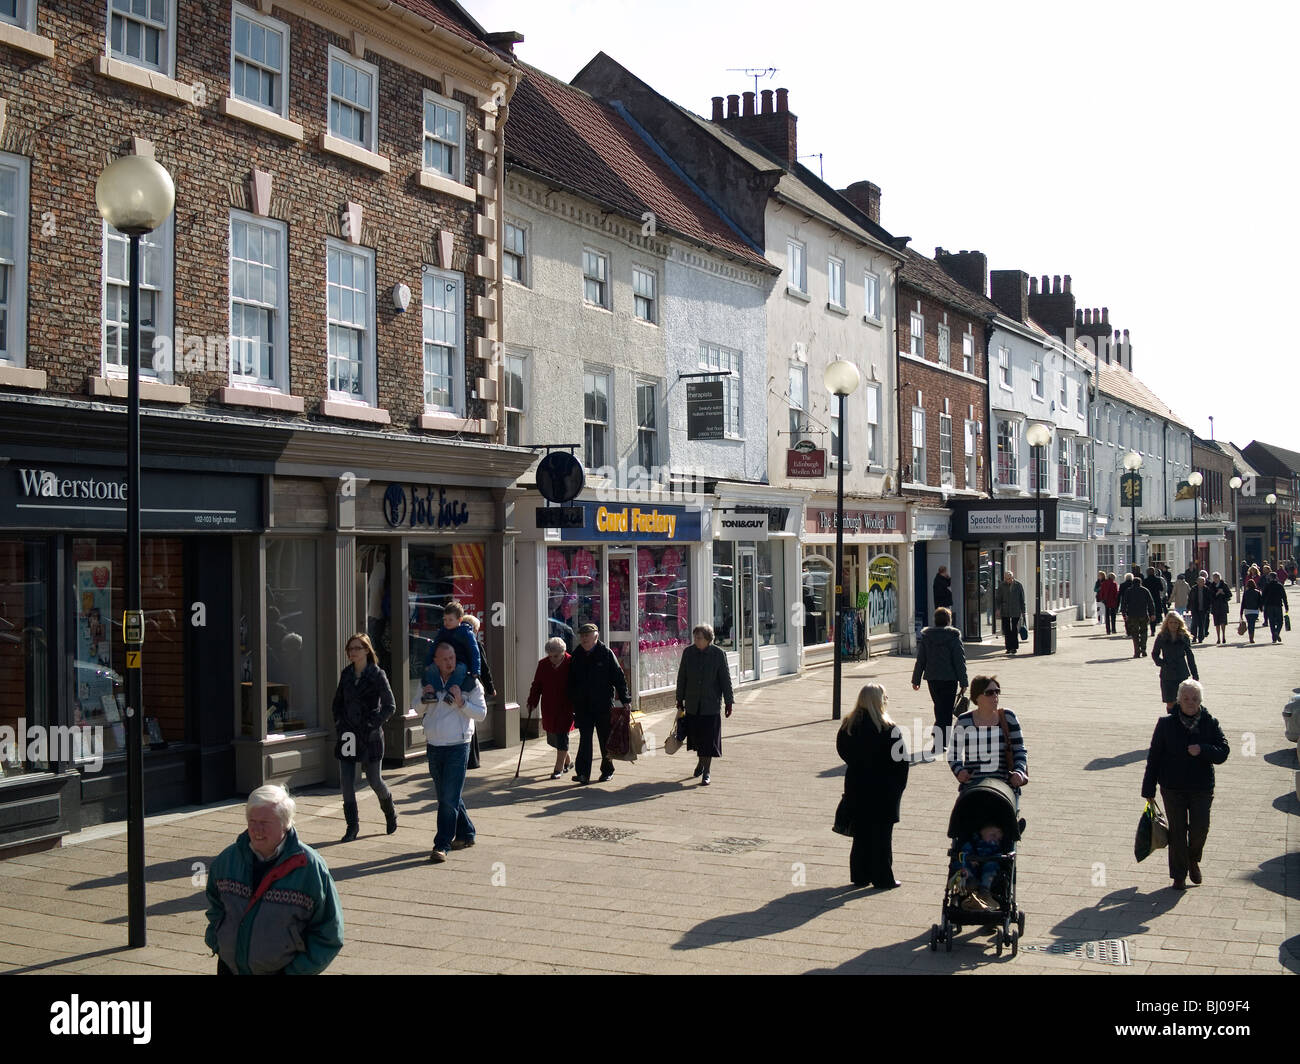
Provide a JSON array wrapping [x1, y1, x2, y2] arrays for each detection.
[[527, 637, 574, 779], [1099, 572, 1121, 634]]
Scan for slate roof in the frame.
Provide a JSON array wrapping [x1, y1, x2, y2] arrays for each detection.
[[392, 0, 495, 50], [1218, 441, 1262, 480], [1074, 344, 1190, 428], [898, 246, 999, 321], [1244, 440, 1300, 476], [504, 64, 773, 271]]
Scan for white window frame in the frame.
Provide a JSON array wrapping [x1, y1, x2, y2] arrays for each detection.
[[1074, 439, 1089, 500], [327, 45, 379, 154], [325, 238, 376, 406], [107, 0, 176, 76], [230, 2, 289, 118], [422, 88, 465, 183], [787, 239, 807, 295], [962, 332, 974, 374], [827, 255, 845, 309], [699, 342, 742, 438], [1077, 380, 1084, 414], [583, 366, 611, 472], [1030, 359, 1043, 399], [996, 418, 1019, 487], [788, 362, 809, 443], [635, 377, 659, 471], [863, 270, 880, 320], [1, 0, 36, 32], [503, 220, 528, 286], [911, 408, 926, 485], [937, 323, 951, 368], [503, 349, 526, 446], [998, 345, 1012, 389], [421, 266, 463, 414], [632, 266, 657, 324], [964, 419, 978, 489], [1059, 370, 1069, 409], [909, 313, 924, 358], [939, 412, 953, 484], [0, 152, 30, 367], [102, 216, 174, 381], [865, 382, 882, 466], [1057, 436, 1073, 496], [229, 211, 289, 391], [582, 247, 609, 309]]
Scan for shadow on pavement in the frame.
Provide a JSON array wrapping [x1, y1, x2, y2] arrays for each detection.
[[817, 764, 845, 778], [401, 778, 685, 818], [672, 884, 870, 949], [1271, 792, 1299, 816], [1263, 747, 1298, 769], [1281, 935, 1300, 975], [1250, 852, 1300, 900], [1083, 749, 1148, 771], [805, 927, 1009, 973], [1086, 657, 1142, 665], [1049, 885, 1182, 940], [0, 944, 132, 975], [70, 855, 211, 891]]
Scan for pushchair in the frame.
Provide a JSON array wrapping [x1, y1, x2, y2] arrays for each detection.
[[929, 777, 1026, 957]]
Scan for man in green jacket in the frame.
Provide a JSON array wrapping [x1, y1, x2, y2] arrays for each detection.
[[205, 785, 344, 975]]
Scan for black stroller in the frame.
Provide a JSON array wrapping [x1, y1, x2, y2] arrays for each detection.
[[929, 777, 1026, 957]]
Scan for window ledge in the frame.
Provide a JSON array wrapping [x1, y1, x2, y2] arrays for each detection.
[[320, 133, 390, 173], [0, 21, 54, 59], [218, 386, 305, 413], [418, 169, 476, 202], [583, 301, 612, 313], [0, 364, 47, 389], [785, 286, 810, 302], [826, 302, 849, 316], [862, 314, 882, 328], [419, 411, 491, 434], [95, 55, 195, 104], [321, 399, 390, 424], [89, 375, 190, 403], [219, 96, 303, 141]]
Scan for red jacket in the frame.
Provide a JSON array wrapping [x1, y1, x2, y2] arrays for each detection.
[[1099, 578, 1120, 609], [526, 655, 574, 734]]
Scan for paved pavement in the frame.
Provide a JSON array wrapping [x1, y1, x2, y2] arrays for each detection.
[[1, 616, 1297, 976]]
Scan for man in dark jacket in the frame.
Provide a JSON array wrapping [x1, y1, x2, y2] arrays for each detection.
[[1140, 679, 1229, 889], [932, 566, 953, 610], [994, 571, 1026, 655], [1143, 567, 1167, 639], [567, 623, 631, 784], [1119, 573, 1156, 657], [674, 623, 734, 785], [1187, 575, 1213, 644], [1261, 572, 1290, 643], [911, 607, 967, 759]]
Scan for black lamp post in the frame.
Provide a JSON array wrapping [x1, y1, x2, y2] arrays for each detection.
[[1123, 450, 1143, 571], [1188, 470, 1203, 575], [1026, 423, 1052, 638], [1267, 493, 1279, 567], [96, 152, 175, 949], [1229, 475, 1242, 598], [824, 357, 860, 721]]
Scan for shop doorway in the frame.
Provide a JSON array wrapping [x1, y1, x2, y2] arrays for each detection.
[[962, 544, 1003, 641], [737, 547, 757, 682], [356, 542, 393, 678], [913, 541, 928, 636], [607, 550, 635, 704]]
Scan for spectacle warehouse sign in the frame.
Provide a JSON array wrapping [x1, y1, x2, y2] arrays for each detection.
[[560, 501, 703, 542], [949, 499, 1058, 541]]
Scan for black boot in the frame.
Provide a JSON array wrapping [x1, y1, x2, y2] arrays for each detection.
[[379, 794, 398, 835], [340, 799, 359, 842]]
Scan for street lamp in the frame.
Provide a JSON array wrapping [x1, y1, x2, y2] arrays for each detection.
[[1026, 422, 1052, 652], [1187, 470, 1203, 575], [96, 152, 176, 950], [1124, 450, 1143, 571], [1267, 493, 1279, 568], [824, 356, 860, 721], [1229, 475, 1243, 598]]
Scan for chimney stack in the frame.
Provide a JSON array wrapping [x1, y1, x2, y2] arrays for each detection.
[[711, 96, 724, 121], [839, 180, 881, 224], [1027, 266, 1077, 341], [934, 248, 988, 297], [989, 269, 1030, 322], [714, 86, 798, 166]]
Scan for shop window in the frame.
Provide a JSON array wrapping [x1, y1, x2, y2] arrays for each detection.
[[713, 541, 735, 650], [0, 538, 49, 777], [867, 553, 899, 635], [801, 554, 832, 646], [545, 546, 602, 652], [264, 539, 317, 733], [636, 544, 689, 692], [409, 543, 487, 679], [756, 540, 785, 646]]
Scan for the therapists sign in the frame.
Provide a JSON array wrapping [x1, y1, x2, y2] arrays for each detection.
[[560, 502, 702, 542], [949, 499, 1058, 541]]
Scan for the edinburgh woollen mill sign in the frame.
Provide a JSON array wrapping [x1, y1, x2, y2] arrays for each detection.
[[786, 440, 826, 478]]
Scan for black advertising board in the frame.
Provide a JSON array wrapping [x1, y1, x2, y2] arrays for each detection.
[[686, 380, 725, 440]]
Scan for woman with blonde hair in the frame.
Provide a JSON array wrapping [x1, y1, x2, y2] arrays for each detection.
[[835, 684, 909, 888], [1151, 611, 1198, 712]]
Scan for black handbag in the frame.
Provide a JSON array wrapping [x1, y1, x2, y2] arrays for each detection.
[[1134, 800, 1168, 862], [1286, 614, 1292, 632], [467, 730, 481, 770], [832, 795, 854, 837]]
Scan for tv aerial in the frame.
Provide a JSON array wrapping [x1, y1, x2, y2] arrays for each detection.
[[726, 67, 779, 97]]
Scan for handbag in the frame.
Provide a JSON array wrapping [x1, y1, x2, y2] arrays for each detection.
[[1237, 618, 1248, 636], [997, 708, 1015, 778], [1287, 614, 1293, 632], [1134, 799, 1169, 862], [607, 704, 634, 760], [627, 712, 647, 757], [664, 711, 685, 755], [1018, 624, 1028, 641], [467, 730, 481, 770], [953, 692, 970, 716], [832, 794, 854, 837]]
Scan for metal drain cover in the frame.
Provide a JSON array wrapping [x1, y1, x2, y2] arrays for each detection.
[[1021, 939, 1132, 965], [555, 825, 638, 842], [693, 837, 767, 854]]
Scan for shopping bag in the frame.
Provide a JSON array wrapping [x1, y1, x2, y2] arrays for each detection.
[[1134, 800, 1168, 862], [664, 711, 685, 755], [1018, 624, 1028, 641], [1237, 618, 1248, 636], [607, 705, 633, 761], [832, 794, 854, 837], [627, 712, 647, 757], [1286, 614, 1293, 632]]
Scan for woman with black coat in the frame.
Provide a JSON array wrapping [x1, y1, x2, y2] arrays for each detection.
[[674, 624, 734, 786], [1208, 573, 1231, 644], [332, 633, 398, 841], [1261, 573, 1290, 643], [1140, 678, 1229, 889], [1240, 578, 1263, 642], [1151, 612, 1198, 712], [911, 607, 967, 757], [835, 684, 909, 889]]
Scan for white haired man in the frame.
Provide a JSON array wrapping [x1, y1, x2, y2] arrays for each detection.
[[204, 785, 344, 974]]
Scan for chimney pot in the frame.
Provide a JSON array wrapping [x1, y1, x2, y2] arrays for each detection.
[[1063, 274, 1071, 293], [727, 94, 740, 119], [1122, 328, 1130, 338], [742, 91, 755, 117], [711, 96, 724, 122], [1041, 274, 1049, 292], [1052, 275, 1061, 293], [1102, 306, 1109, 324], [761, 88, 773, 114], [1084, 309, 1092, 324], [775, 87, 789, 112], [1075, 308, 1084, 325], [1114, 329, 1121, 342], [1029, 277, 1039, 295]]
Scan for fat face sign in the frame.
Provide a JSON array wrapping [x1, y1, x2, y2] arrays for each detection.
[[383, 484, 469, 530]]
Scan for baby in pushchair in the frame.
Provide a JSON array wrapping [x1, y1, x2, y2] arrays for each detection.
[[956, 823, 1006, 911]]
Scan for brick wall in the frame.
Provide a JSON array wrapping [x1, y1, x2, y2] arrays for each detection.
[[896, 284, 988, 493], [1, 1, 491, 434]]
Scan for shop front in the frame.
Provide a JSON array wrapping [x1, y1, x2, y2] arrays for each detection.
[[515, 495, 706, 711], [801, 500, 908, 662], [911, 506, 953, 636]]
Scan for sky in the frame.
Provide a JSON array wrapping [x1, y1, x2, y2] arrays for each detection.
[[466, 0, 1299, 452]]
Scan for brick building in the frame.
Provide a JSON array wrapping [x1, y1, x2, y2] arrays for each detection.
[[0, 0, 532, 851], [1240, 440, 1300, 569]]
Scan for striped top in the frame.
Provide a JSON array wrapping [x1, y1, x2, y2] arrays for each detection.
[[950, 709, 1028, 784]]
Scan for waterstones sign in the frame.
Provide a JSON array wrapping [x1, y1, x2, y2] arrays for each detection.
[[6, 465, 261, 531]]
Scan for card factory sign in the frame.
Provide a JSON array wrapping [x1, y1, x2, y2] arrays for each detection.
[[812, 509, 900, 534], [561, 502, 703, 542]]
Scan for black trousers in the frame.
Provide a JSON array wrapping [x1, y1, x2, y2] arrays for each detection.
[[849, 821, 896, 888], [1104, 604, 1118, 633], [574, 706, 613, 779], [927, 680, 959, 752], [1001, 615, 1020, 652], [1161, 787, 1212, 881], [1191, 610, 1210, 642]]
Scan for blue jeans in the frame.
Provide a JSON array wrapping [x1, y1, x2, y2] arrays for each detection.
[[426, 742, 474, 852]]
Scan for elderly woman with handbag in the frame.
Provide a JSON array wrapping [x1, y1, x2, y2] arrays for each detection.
[[674, 624, 734, 786], [835, 684, 909, 888]]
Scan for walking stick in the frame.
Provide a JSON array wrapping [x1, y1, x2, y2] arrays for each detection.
[[514, 707, 532, 779]]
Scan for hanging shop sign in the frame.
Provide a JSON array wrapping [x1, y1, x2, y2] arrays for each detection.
[[560, 501, 703, 542], [786, 441, 826, 478], [686, 381, 725, 441], [1121, 471, 1143, 508]]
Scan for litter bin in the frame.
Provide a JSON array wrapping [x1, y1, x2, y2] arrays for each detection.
[[1032, 611, 1056, 656]]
